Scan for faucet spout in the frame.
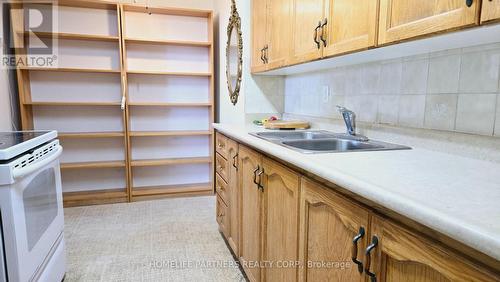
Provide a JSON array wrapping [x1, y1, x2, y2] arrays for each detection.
[[336, 106, 356, 135], [336, 105, 368, 141]]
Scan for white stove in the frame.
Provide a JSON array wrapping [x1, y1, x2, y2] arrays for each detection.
[[0, 131, 66, 282]]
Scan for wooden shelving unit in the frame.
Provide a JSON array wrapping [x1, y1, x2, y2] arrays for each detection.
[[12, 1, 215, 205], [121, 4, 214, 201], [121, 5, 214, 201]]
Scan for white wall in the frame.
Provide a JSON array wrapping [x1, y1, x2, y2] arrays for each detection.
[[216, 0, 284, 124]]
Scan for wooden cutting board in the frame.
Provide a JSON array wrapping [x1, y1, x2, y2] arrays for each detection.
[[264, 120, 310, 130]]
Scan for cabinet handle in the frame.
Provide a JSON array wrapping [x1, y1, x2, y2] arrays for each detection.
[[264, 45, 269, 64], [232, 153, 238, 170], [365, 236, 379, 282], [320, 18, 327, 47], [351, 227, 365, 274], [260, 48, 265, 63], [257, 168, 264, 191], [313, 21, 321, 49], [466, 0, 473, 7], [253, 165, 260, 186]]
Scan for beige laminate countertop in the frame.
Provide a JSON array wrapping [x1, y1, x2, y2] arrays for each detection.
[[213, 123, 500, 262]]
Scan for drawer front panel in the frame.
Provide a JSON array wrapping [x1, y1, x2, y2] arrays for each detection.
[[215, 152, 229, 182]]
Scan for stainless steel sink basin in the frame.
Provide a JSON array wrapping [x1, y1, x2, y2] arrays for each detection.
[[253, 130, 337, 140], [250, 130, 411, 153]]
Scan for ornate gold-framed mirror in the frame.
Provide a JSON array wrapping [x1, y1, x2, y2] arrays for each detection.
[[226, 0, 243, 105]]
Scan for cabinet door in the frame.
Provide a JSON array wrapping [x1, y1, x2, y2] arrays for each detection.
[[298, 178, 369, 282], [322, 0, 378, 57], [262, 158, 300, 282], [252, 0, 268, 73], [239, 145, 263, 282], [378, 0, 479, 45], [481, 0, 500, 24], [266, 0, 293, 70], [226, 139, 239, 256], [369, 216, 499, 282], [290, 0, 324, 65]]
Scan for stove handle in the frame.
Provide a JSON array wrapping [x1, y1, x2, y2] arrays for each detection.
[[13, 145, 63, 179]]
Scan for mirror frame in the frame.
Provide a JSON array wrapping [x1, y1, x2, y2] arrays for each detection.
[[226, 0, 243, 105]]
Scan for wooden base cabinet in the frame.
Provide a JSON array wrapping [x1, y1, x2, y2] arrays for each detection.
[[215, 132, 500, 281], [262, 158, 301, 282], [369, 216, 499, 282], [239, 145, 264, 282], [298, 178, 370, 282]]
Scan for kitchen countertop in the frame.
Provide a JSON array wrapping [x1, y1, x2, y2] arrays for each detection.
[[213, 123, 500, 262]]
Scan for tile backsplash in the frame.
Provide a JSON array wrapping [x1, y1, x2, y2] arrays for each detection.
[[283, 43, 500, 137]]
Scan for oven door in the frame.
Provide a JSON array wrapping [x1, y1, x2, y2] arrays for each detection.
[[6, 145, 64, 282]]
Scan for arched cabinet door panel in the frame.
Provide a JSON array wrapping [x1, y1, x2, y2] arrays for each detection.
[[378, 0, 480, 45], [261, 158, 300, 282], [298, 178, 370, 282], [238, 145, 263, 282], [370, 216, 500, 282]]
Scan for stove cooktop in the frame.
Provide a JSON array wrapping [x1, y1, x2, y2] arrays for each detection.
[[0, 131, 51, 150], [0, 131, 58, 160]]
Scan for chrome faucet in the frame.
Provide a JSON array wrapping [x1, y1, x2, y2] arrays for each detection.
[[336, 106, 368, 141]]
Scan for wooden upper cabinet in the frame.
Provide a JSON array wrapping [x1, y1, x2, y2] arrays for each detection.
[[238, 145, 263, 282], [265, 0, 293, 69], [251, 0, 268, 73], [290, 0, 324, 65], [226, 139, 239, 257], [322, 0, 378, 57], [261, 158, 300, 282], [298, 178, 370, 282], [378, 0, 480, 45], [481, 0, 500, 24], [370, 216, 500, 282]]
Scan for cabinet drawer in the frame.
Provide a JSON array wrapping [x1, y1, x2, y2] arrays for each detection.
[[216, 195, 229, 237], [215, 132, 229, 159], [215, 153, 229, 182], [215, 173, 229, 205]]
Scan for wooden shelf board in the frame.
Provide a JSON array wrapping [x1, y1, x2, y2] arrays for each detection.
[[22, 67, 120, 73], [125, 37, 211, 47], [61, 161, 126, 170], [132, 182, 213, 197], [123, 4, 211, 17], [131, 157, 212, 167], [129, 130, 211, 137], [27, 31, 119, 42], [24, 101, 121, 106], [128, 102, 212, 107], [57, 0, 118, 10], [59, 132, 125, 139], [127, 70, 212, 77], [63, 188, 127, 207]]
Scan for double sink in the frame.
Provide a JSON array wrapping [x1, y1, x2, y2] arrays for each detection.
[[250, 130, 411, 153]]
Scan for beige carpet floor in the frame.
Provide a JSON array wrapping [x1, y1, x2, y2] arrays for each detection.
[[63, 196, 244, 282]]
